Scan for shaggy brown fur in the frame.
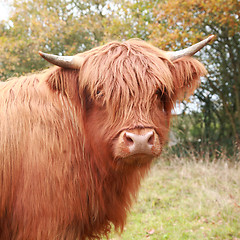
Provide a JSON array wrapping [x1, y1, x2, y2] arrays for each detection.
[[0, 39, 206, 239]]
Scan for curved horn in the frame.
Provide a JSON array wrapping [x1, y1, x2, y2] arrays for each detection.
[[167, 35, 215, 61], [38, 51, 83, 69]]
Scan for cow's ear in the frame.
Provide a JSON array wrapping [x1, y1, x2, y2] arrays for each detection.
[[170, 56, 207, 102]]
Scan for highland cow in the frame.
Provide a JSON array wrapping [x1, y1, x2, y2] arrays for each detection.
[[0, 36, 214, 239]]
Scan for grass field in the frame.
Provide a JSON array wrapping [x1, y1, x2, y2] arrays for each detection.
[[109, 156, 240, 240]]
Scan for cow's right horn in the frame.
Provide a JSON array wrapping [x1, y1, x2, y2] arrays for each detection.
[[39, 51, 83, 69]]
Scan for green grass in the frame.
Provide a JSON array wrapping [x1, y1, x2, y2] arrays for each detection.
[[108, 157, 240, 240]]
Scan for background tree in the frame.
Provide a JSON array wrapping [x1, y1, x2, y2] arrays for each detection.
[[1, 0, 239, 156], [103, 0, 158, 41], [102, 0, 239, 154], [0, 0, 111, 80], [149, 0, 240, 154]]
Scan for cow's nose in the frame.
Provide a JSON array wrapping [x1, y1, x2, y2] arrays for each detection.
[[123, 131, 154, 155], [114, 128, 161, 159]]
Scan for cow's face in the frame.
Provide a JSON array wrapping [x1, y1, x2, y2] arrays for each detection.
[[81, 79, 171, 165], [40, 37, 212, 165], [77, 42, 206, 165]]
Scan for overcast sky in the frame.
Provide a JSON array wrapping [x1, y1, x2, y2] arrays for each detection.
[[0, 1, 10, 21]]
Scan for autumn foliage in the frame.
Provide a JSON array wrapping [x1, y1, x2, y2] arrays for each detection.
[[0, 0, 239, 153]]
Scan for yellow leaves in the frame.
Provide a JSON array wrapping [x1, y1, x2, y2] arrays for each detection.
[[0, 0, 238, 80], [149, 0, 239, 51], [0, 0, 114, 79]]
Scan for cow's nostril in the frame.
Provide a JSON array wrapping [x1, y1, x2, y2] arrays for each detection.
[[126, 136, 134, 144], [124, 133, 134, 146], [147, 132, 154, 145]]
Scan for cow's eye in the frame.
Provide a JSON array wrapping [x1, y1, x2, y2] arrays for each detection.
[[156, 89, 163, 98], [96, 89, 103, 98], [95, 88, 105, 104], [156, 87, 168, 99], [83, 88, 93, 112], [155, 88, 169, 112]]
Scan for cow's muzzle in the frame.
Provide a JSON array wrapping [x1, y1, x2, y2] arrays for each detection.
[[113, 127, 161, 163]]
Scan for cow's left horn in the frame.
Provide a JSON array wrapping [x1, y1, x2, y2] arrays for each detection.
[[167, 35, 215, 61], [39, 51, 83, 69]]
